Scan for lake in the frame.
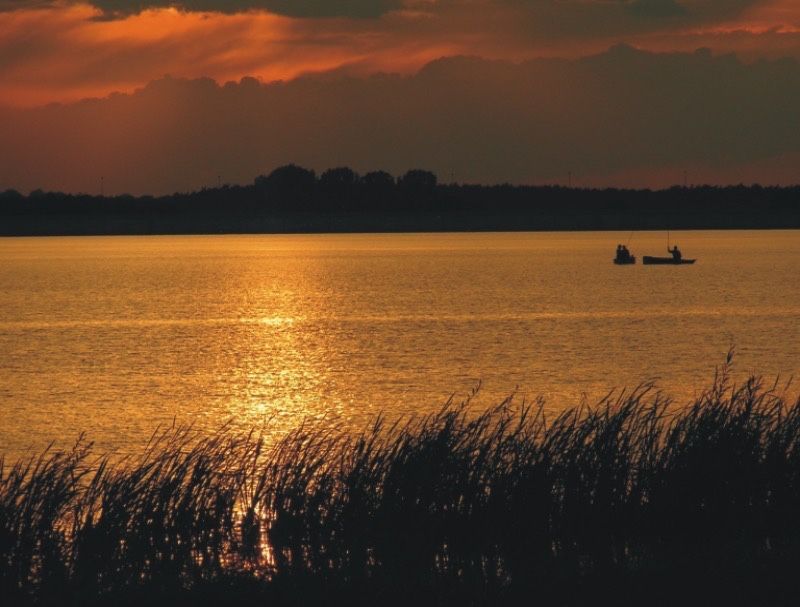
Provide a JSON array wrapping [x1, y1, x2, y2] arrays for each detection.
[[1, 231, 799, 458]]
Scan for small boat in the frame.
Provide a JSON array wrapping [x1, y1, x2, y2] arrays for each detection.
[[613, 244, 636, 265], [642, 256, 696, 265], [643, 231, 696, 265]]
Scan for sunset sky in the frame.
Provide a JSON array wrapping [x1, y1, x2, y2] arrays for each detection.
[[1, 0, 800, 194]]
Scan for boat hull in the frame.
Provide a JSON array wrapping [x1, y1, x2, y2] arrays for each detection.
[[613, 257, 636, 265], [642, 256, 695, 265]]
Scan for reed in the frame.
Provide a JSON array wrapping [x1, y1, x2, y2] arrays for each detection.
[[3, 359, 800, 605]]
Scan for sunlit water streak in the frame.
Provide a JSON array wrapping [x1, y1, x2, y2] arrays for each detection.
[[1, 231, 798, 459]]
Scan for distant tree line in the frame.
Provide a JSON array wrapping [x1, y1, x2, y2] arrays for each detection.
[[1, 164, 799, 235], [251, 165, 439, 213]]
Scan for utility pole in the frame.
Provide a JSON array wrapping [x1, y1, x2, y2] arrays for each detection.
[[100, 176, 104, 197], [568, 171, 572, 188]]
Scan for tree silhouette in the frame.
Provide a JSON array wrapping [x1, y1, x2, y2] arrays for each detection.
[[397, 169, 437, 210], [362, 171, 395, 188], [398, 169, 437, 192], [318, 167, 359, 211], [255, 164, 316, 207], [320, 167, 359, 188], [1, 165, 799, 236], [359, 171, 396, 212]]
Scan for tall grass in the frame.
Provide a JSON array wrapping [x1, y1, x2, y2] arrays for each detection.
[[3, 361, 800, 605]]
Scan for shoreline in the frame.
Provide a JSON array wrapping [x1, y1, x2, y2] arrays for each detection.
[[3, 181, 799, 236]]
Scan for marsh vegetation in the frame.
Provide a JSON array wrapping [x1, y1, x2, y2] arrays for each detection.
[[3, 359, 800, 605]]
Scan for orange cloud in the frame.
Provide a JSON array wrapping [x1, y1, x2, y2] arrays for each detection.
[[0, 6, 343, 105], [0, 3, 475, 106], [2, 0, 800, 107]]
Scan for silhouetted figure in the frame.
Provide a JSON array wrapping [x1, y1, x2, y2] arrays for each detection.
[[614, 244, 635, 264], [668, 245, 682, 261]]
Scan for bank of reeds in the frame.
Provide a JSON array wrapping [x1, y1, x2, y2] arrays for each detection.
[[3, 361, 800, 606]]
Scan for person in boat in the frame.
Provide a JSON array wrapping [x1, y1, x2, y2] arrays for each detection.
[[615, 244, 633, 263], [668, 244, 682, 261]]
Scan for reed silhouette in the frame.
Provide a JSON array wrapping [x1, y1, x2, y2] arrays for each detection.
[[3, 358, 800, 606]]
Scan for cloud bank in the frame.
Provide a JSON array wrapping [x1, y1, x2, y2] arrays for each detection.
[[0, 0, 403, 18], [2, 46, 799, 195], [1, 1, 799, 107]]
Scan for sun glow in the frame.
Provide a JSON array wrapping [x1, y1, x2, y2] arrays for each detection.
[[0, 3, 467, 106], [3, 0, 800, 107]]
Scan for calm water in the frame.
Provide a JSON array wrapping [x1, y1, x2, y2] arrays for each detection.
[[1, 231, 799, 457]]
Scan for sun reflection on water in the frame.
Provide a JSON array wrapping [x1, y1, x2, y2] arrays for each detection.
[[0, 231, 799, 458]]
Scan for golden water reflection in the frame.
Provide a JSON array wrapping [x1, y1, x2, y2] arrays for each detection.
[[0, 231, 799, 458]]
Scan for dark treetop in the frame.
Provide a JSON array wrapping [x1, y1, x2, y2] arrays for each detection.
[[2, 165, 799, 235]]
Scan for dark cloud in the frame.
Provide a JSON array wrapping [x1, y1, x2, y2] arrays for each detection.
[[4, 0, 794, 108], [0, 0, 403, 18], [0, 0, 52, 9], [2, 46, 799, 194], [431, 0, 766, 44], [0, 0, 761, 23], [628, 0, 687, 18]]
